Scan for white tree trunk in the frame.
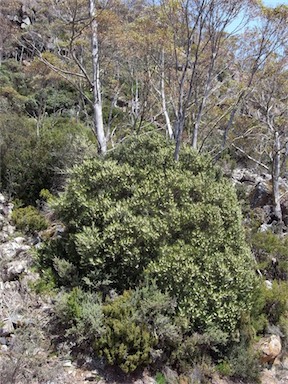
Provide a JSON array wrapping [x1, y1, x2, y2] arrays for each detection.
[[160, 50, 173, 139], [89, 0, 106, 154], [272, 131, 282, 222]]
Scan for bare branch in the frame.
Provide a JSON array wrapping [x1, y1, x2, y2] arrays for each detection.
[[231, 143, 269, 170]]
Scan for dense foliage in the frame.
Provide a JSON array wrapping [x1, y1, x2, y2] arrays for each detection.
[[11, 205, 48, 234], [40, 134, 256, 336], [0, 113, 93, 205], [95, 290, 157, 373]]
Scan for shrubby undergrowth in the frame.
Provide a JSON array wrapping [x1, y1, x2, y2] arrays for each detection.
[[12, 205, 48, 234], [0, 61, 95, 206], [0, 113, 93, 205]]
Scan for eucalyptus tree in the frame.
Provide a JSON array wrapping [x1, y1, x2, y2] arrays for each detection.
[[89, 0, 106, 153], [220, 3, 288, 153], [18, 0, 108, 153], [157, 0, 251, 160], [243, 58, 288, 224]]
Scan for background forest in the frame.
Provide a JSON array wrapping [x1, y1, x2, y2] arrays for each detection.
[[0, 1, 288, 383]]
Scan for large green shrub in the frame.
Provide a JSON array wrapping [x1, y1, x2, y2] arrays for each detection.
[[40, 134, 256, 334]]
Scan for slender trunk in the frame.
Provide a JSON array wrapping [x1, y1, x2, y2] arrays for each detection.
[[36, 119, 40, 138], [160, 50, 173, 139], [192, 48, 217, 150], [174, 116, 185, 161], [192, 92, 207, 150], [272, 131, 282, 222], [107, 87, 121, 141], [89, 0, 106, 154], [281, 141, 288, 170], [221, 106, 238, 150], [131, 78, 140, 129], [0, 39, 2, 66]]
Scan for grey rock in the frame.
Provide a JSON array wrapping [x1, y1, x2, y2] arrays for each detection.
[[10, 314, 27, 328], [259, 223, 273, 232], [7, 203, 14, 216], [0, 344, 8, 353], [22, 16, 31, 25], [63, 360, 73, 368], [42, 305, 53, 315], [46, 41, 56, 51], [0, 194, 5, 204], [250, 182, 272, 208], [282, 356, 288, 370], [0, 240, 29, 261], [0, 337, 8, 345], [0, 232, 9, 243], [0, 213, 5, 224], [2, 224, 15, 237], [20, 270, 40, 290], [3, 260, 28, 281], [0, 318, 14, 336], [232, 168, 263, 184], [143, 377, 156, 384], [13, 237, 26, 244], [3, 281, 20, 290], [0, 206, 9, 217]]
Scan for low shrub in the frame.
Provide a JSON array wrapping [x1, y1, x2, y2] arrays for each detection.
[[216, 314, 261, 383], [54, 287, 103, 346], [263, 281, 288, 325], [216, 360, 233, 377], [94, 282, 180, 373], [94, 291, 157, 373], [170, 328, 228, 373], [30, 267, 57, 294], [12, 205, 48, 233], [249, 281, 288, 335], [249, 285, 269, 336], [228, 342, 261, 383], [52, 257, 79, 287], [0, 113, 93, 205], [249, 230, 288, 280], [155, 372, 166, 384]]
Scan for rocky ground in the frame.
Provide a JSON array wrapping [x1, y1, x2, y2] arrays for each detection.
[[1, 169, 288, 384]]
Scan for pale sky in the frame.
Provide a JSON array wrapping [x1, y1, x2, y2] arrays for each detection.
[[225, 0, 288, 33], [263, 0, 288, 5]]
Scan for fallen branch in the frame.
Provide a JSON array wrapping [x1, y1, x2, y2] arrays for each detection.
[[231, 143, 269, 171]]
